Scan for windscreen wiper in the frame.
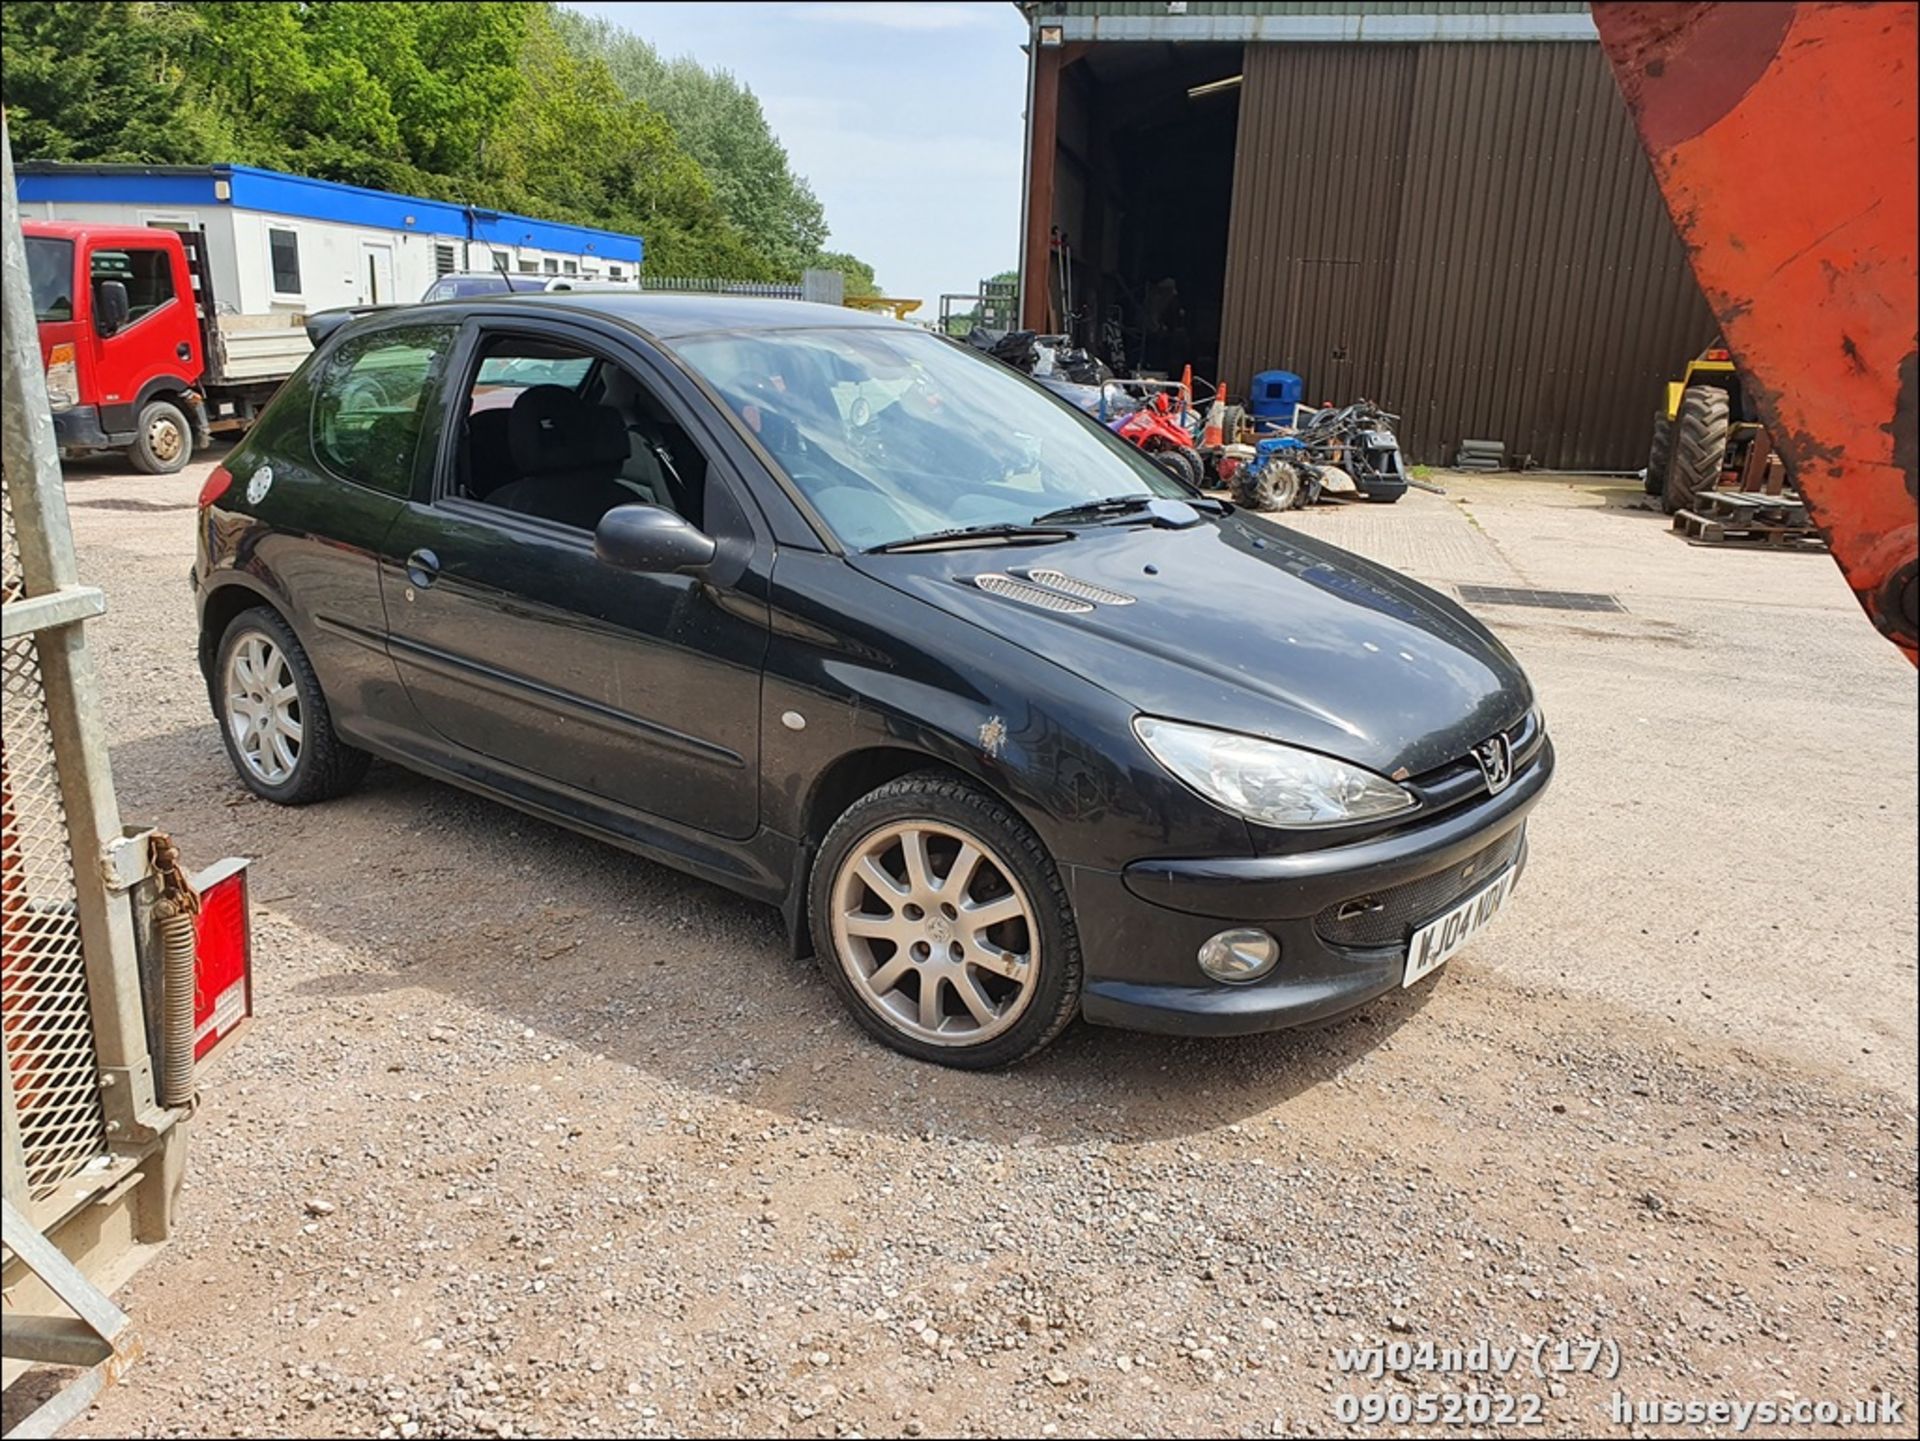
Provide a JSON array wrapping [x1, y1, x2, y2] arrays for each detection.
[[865, 522, 1073, 554], [1032, 494, 1157, 525], [1032, 493, 1224, 526]]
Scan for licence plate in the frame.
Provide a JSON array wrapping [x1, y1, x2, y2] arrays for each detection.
[[1403, 867, 1516, 987]]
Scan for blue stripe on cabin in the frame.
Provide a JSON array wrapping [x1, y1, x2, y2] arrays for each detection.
[[15, 163, 644, 265]]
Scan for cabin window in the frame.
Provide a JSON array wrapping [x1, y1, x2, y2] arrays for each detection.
[[434, 243, 456, 277]]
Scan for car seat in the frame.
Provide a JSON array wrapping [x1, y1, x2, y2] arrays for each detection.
[[486, 385, 639, 530], [465, 408, 515, 498]]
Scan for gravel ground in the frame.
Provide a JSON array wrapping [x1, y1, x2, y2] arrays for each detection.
[[39, 455, 1920, 1437]]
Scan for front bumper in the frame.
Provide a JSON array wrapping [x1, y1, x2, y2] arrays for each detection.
[[1070, 736, 1553, 1036], [51, 404, 116, 452]]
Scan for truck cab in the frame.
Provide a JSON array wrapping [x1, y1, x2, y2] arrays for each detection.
[[26, 221, 209, 474]]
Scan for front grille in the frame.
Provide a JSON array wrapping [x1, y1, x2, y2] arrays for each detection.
[[1314, 827, 1525, 949]]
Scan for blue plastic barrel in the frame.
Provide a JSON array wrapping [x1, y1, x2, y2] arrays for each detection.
[[1248, 370, 1303, 420]]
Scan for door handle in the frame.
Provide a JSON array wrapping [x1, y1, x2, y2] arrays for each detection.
[[405, 549, 440, 588], [176, 341, 192, 361]]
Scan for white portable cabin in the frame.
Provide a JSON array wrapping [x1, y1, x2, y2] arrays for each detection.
[[14, 163, 646, 318]]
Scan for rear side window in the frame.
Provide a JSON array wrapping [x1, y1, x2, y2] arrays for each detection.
[[312, 325, 454, 495]]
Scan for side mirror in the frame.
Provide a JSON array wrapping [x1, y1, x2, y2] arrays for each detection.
[[95, 280, 131, 335], [593, 503, 716, 575]]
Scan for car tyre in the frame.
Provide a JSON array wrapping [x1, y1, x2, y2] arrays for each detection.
[[809, 772, 1082, 1069], [213, 607, 370, 804], [129, 399, 192, 475]]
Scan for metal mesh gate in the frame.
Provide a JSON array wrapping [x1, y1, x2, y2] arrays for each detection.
[[3, 463, 112, 1203]]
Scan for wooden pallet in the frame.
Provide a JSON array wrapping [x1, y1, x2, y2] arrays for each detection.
[[1673, 489, 1828, 550]]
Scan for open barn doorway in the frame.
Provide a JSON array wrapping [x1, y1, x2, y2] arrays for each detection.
[[1030, 43, 1243, 386]]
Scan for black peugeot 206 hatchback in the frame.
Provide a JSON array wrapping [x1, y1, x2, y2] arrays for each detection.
[[193, 294, 1553, 1068]]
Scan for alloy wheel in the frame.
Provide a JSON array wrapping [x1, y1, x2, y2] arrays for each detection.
[[830, 820, 1039, 1046], [223, 632, 303, 785]]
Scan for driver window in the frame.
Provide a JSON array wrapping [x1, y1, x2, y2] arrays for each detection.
[[456, 335, 707, 533], [90, 248, 175, 324]]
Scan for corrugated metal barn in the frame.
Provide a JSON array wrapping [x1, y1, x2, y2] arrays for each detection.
[[1015, 1, 1718, 469]]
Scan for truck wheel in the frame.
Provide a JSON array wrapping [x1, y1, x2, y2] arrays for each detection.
[[129, 399, 192, 475], [1663, 386, 1729, 515], [1645, 410, 1672, 497]]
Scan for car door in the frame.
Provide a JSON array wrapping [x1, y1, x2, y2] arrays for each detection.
[[380, 314, 770, 839], [236, 317, 458, 742], [81, 237, 196, 429]]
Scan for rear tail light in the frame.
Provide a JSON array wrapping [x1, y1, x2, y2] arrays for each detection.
[[1704, 347, 1731, 360], [44, 342, 77, 412], [198, 464, 234, 509], [192, 858, 253, 1064]]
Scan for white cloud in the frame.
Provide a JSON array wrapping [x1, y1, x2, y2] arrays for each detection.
[[791, 2, 997, 32]]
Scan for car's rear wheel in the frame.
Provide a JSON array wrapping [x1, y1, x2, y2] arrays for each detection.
[[215, 607, 370, 804], [810, 773, 1081, 1068]]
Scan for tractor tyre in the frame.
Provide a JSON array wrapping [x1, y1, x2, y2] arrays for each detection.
[[1232, 461, 1301, 513], [1664, 385, 1729, 515], [1645, 410, 1672, 497]]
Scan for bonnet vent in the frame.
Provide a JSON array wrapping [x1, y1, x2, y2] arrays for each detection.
[[1022, 569, 1136, 606], [970, 573, 1094, 614]]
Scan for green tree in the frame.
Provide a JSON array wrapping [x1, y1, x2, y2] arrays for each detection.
[[1, 2, 230, 163], [1, 1, 831, 283], [482, 8, 769, 278], [554, 9, 832, 276], [811, 250, 880, 299]]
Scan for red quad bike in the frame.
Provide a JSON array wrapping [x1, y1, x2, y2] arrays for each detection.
[[1109, 391, 1204, 488]]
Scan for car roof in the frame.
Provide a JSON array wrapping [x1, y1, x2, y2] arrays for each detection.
[[406, 292, 904, 340]]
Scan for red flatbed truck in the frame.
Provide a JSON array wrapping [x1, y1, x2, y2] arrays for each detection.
[[25, 220, 310, 474]]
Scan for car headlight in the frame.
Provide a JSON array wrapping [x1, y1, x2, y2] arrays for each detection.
[[1134, 717, 1417, 829]]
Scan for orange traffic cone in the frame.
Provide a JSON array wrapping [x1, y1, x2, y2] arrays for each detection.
[[1201, 384, 1227, 449]]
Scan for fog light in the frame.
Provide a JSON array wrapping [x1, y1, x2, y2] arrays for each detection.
[[1197, 928, 1279, 983]]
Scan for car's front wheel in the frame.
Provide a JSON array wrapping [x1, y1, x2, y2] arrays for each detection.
[[214, 607, 370, 804], [810, 773, 1082, 1068]]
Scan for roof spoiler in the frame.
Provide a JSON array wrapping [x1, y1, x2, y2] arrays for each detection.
[[305, 305, 395, 347]]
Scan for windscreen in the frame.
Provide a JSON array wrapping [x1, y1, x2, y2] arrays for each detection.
[[27, 237, 75, 323], [673, 325, 1187, 550]]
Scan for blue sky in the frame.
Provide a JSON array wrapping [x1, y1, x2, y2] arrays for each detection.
[[568, 2, 1031, 314]]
